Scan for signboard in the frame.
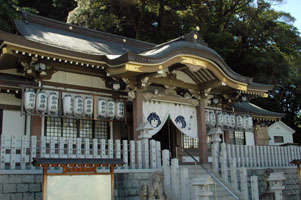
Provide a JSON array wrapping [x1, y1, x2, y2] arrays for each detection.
[[46, 175, 111, 200]]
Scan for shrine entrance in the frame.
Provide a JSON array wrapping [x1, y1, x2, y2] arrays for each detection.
[[152, 118, 178, 158]]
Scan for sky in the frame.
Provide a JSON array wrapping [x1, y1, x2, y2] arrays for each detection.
[[273, 0, 301, 32]]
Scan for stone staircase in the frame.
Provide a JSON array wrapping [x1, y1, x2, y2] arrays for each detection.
[[180, 164, 238, 200]]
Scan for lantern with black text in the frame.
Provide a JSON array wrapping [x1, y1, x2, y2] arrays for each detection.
[[24, 89, 36, 112], [97, 99, 107, 118], [216, 112, 224, 127], [47, 92, 58, 115], [116, 101, 124, 120], [63, 94, 73, 116], [74, 95, 83, 116], [209, 111, 216, 127], [36, 91, 47, 113], [84, 97, 93, 117], [246, 116, 253, 131], [205, 110, 210, 125], [224, 113, 230, 127], [229, 114, 236, 129], [107, 99, 115, 119], [236, 115, 243, 129]]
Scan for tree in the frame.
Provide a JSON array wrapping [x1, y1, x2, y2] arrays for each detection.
[[0, 0, 25, 32]]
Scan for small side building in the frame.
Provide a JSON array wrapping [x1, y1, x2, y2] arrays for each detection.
[[268, 121, 295, 145]]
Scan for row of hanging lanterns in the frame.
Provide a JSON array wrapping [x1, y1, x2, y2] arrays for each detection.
[[205, 110, 253, 131], [24, 89, 125, 120]]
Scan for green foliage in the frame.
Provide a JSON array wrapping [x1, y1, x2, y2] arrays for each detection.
[[0, 0, 20, 32]]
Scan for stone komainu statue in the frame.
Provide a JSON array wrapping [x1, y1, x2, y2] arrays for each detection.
[[139, 171, 166, 200]]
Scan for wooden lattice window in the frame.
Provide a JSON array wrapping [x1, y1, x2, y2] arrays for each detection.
[[94, 121, 108, 139], [183, 135, 199, 149], [80, 120, 93, 139], [45, 117, 62, 137], [45, 117, 108, 139], [229, 131, 245, 145]]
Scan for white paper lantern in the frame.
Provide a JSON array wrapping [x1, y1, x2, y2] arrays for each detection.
[[24, 89, 36, 112], [216, 112, 224, 127], [205, 110, 210, 125], [84, 97, 93, 117], [97, 99, 107, 118], [73, 95, 83, 116], [224, 113, 230, 127], [107, 99, 115, 119], [229, 114, 236, 128], [242, 115, 248, 130], [209, 111, 216, 127], [47, 92, 58, 115], [247, 116, 253, 130], [236, 115, 243, 129], [116, 101, 125, 120], [63, 94, 73, 116], [36, 91, 47, 113]]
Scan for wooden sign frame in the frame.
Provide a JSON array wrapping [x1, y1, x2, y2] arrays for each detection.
[[32, 158, 123, 200]]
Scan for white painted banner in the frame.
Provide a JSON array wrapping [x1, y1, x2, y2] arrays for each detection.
[[143, 101, 198, 138]]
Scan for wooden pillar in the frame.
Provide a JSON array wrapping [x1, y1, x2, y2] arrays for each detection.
[[197, 101, 208, 163], [224, 130, 230, 144], [31, 116, 42, 139], [133, 89, 143, 141]]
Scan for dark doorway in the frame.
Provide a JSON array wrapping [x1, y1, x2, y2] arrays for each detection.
[[152, 119, 177, 158]]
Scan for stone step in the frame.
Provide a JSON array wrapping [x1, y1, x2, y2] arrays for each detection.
[[180, 164, 238, 200]]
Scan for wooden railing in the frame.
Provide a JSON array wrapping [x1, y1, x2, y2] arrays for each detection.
[[0, 135, 162, 171]]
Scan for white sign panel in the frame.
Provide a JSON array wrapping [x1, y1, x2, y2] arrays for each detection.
[[46, 175, 112, 200]]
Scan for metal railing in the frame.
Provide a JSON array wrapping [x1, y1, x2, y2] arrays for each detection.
[[177, 146, 240, 200]]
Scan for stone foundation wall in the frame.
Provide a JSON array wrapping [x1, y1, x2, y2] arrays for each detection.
[[0, 171, 156, 200], [114, 172, 154, 200], [0, 174, 42, 200], [247, 168, 300, 200]]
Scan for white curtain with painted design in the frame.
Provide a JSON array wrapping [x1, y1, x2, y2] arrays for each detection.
[[142, 101, 198, 138]]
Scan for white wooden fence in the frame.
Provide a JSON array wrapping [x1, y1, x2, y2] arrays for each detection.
[[0, 135, 162, 171]]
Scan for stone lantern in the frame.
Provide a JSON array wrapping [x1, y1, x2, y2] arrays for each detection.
[[136, 122, 154, 169], [137, 122, 153, 140], [207, 127, 223, 173], [267, 172, 286, 200], [191, 175, 215, 200]]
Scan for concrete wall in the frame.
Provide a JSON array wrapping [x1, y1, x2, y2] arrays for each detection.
[[245, 131, 255, 145], [0, 93, 21, 106], [247, 167, 300, 200], [0, 171, 156, 200], [49, 71, 106, 90], [2, 110, 27, 139]]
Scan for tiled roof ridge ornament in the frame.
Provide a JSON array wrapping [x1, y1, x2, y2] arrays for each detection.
[[19, 10, 29, 25], [182, 30, 208, 46]]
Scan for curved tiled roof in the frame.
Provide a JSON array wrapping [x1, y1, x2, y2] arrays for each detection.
[[0, 11, 273, 92], [233, 102, 285, 117], [15, 20, 146, 56]]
